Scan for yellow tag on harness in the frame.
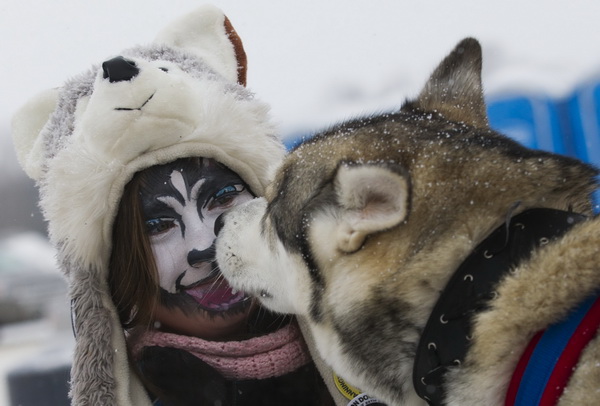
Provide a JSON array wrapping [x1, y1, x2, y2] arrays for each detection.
[[333, 372, 361, 400]]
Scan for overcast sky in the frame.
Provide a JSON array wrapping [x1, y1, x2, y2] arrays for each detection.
[[2, 0, 600, 173]]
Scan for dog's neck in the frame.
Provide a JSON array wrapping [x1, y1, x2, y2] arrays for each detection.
[[412, 208, 587, 405]]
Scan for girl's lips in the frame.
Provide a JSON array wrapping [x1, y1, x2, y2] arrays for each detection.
[[184, 279, 248, 311]]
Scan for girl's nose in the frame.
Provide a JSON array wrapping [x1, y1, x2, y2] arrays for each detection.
[[214, 214, 225, 236], [187, 245, 216, 267]]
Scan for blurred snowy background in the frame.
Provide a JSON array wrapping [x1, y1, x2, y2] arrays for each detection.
[[1, 0, 600, 404]]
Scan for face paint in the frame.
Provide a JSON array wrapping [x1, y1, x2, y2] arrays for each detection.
[[139, 158, 254, 316]]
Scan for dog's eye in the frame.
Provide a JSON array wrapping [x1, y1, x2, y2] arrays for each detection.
[[159, 67, 169, 73]]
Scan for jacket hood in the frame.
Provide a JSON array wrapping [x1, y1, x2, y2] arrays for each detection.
[[11, 5, 285, 405]]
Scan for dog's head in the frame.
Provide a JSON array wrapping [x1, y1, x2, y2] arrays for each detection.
[[215, 38, 599, 325], [215, 160, 411, 317]]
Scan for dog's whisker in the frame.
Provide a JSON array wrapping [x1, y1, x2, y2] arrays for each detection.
[[204, 272, 225, 294]]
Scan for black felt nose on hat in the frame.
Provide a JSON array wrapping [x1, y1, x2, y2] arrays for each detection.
[[102, 56, 139, 83]]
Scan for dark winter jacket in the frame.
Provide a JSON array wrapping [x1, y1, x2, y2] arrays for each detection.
[[138, 346, 335, 406]]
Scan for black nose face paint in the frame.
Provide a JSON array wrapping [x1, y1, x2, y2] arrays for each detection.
[[214, 213, 226, 236]]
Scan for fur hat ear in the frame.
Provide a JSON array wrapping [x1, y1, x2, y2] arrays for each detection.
[[154, 4, 247, 85], [334, 163, 410, 253], [411, 37, 489, 128], [11, 88, 59, 181]]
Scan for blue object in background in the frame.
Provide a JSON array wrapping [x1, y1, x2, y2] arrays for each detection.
[[565, 78, 600, 213], [486, 94, 568, 155], [486, 88, 599, 212], [565, 78, 600, 211], [283, 133, 308, 150], [567, 78, 600, 165], [283, 83, 600, 212]]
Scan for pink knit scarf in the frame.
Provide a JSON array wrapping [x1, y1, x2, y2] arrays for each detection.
[[130, 320, 311, 380]]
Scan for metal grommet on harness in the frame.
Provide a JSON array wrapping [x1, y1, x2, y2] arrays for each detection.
[[412, 208, 587, 406]]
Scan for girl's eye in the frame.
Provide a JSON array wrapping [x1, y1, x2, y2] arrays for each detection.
[[215, 185, 237, 198], [145, 218, 175, 235], [209, 184, 245, 209]]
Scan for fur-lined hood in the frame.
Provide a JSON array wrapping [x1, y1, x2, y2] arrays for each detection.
[[11, 5, 285, 405]]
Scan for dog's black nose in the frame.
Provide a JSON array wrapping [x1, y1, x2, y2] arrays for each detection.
[[102, 56, 139, 83], [214, 214, 225, 236]]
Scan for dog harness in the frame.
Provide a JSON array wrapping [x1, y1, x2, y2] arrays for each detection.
[[505, 293, 600, 405], [412, 207, 593, 405]]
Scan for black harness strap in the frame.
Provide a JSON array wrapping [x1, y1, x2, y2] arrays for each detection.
[[412, 208, 587, 405]]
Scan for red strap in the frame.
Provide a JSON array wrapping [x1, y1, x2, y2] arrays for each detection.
[[539, 296, 600, 405], [505, 331, 543, 406]]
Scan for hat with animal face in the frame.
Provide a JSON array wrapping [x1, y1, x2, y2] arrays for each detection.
[[11, 5, 285, 405]]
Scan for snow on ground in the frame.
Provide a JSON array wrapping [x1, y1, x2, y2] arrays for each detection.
[[0, 320, 74, 405], [0, 233, 71, 405]]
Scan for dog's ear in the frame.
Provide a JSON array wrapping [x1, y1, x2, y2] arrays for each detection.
[[410, 37, 489, 128], [334, 163, 410, 253]]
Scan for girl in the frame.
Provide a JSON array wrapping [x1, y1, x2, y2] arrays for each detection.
[[12, 5, 340, 405], [112, 156, 332, 405]]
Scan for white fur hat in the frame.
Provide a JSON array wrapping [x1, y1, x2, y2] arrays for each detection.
[[11, 5, 285, 405]]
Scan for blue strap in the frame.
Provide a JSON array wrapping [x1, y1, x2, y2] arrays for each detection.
[[514, 295, 597, 405]]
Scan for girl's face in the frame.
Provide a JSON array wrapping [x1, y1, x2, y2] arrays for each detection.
[[139, 158, 255, 339]]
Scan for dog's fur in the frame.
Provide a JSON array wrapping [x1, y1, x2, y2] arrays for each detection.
[[215, 38, 600, 405]]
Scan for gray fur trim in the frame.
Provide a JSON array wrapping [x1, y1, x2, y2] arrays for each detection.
[[40, 69, 95, 176], [68, 259, 116, 405]]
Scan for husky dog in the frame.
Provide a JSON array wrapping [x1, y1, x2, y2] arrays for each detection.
[[215, 38, 600, 406]]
